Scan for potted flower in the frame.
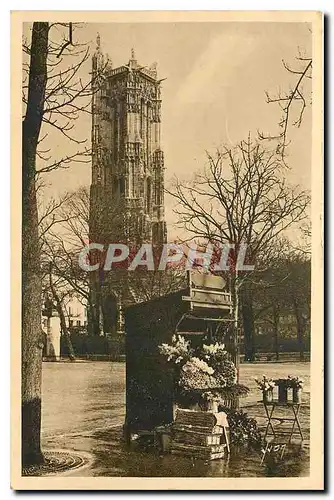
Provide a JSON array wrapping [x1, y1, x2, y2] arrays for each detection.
[[255, 376, 275, 403], [202, 391, 221, 413], [274, 378, 290, 403], [288, 376, 304, 403]]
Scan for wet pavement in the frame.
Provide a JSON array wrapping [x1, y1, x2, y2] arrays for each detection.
[[41, 361, 310, 477]]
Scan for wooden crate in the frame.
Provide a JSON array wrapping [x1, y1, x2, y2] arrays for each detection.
[[171, 442, 227, 460], [175, 409, 217, 428], [172, 427, 223, 446], [170, 409, 230, 459]]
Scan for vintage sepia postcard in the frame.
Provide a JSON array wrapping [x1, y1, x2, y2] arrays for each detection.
[[11, 10, 324, 490]]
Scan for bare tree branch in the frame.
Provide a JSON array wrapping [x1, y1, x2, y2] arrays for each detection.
[[259, 53, 312, 161]]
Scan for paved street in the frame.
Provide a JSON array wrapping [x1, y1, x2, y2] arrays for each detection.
[[41, 361, 310, 477]]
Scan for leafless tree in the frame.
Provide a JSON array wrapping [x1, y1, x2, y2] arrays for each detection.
[[169, 136, 310, 361], [22, 23, 104, 176], [259, 49, 312, 162], [42, 187, 187, 337], [253, 241, 311, 361], [47, 263, 76, 361], [127, 266, 186, 305], [22, 22, 105, 467], [40, 187, 96, 337]]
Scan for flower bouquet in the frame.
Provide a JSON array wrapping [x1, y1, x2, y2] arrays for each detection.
[[288, 375, 304, 403], [255, 376, 275, 403], [159, 336, 249, 411]]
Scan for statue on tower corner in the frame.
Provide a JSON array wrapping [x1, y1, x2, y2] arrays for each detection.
[[129, 48, 138, 69]]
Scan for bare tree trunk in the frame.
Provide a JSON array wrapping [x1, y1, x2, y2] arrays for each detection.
[[87, 300, 97, 336], [229, 273, 240, 410], [49, 270, 76, 361], [229, 272, 240, 382], [241, 286, 255, 362], [22, 22, 48, 467], [272, 304, 280, 361], [57, 305, 76, 361], [293, 299, 305, 361], [87, 303, 101, 336], [233, 279, 240, 382]]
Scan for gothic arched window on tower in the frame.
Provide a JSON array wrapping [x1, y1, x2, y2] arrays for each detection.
[[140, 99, 145, 140], [146, 103, 151, 165], [154, 168, 161, 205], [152, 222, 160, 245], [146, 177, 151, 213], [119, 177, 125, 197], [112, 178, 118, 196], [156, 184, 161, 206], [128, 162, 135, 198]]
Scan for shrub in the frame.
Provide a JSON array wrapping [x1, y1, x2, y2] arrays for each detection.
[[220, 407, 263, 450]]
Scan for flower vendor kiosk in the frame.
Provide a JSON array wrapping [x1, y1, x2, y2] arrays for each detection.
[[123, 271, 233, 445]]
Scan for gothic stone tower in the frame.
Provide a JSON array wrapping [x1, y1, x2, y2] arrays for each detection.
[[89, 36, 167, 337]]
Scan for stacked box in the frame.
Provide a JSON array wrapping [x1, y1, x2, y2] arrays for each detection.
[[170, 409, 230, 460]]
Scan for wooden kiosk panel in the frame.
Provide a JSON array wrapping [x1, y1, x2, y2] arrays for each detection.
[[125, 290, 187, 433], [124, 273, 233, 435]]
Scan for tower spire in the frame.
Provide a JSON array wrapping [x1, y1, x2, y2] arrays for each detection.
[[96, 33, 101, 51]]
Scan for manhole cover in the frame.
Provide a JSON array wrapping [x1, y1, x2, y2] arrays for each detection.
[[22, 449, 92, 476]]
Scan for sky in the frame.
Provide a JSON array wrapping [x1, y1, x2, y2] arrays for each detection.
[[30, 21, 312, 240]]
